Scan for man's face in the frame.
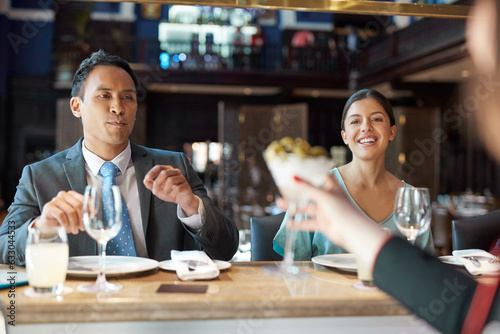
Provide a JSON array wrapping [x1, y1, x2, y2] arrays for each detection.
[[70, 65, 137, 157]]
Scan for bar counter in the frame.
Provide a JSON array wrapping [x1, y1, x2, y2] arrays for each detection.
[[1, 262, 442, 333]]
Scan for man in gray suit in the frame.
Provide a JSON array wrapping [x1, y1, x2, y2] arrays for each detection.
[[0, 50, 238, 265]]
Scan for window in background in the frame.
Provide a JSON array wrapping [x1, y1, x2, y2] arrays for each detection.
[[187, 141, 223, 200]]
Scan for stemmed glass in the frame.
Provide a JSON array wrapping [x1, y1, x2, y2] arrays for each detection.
[[78, 185, 123, 293], [394, 187, 431, 245], [279, 197, 310, 277], [238, 229, 251, 253], [264, 152, 334, 279]]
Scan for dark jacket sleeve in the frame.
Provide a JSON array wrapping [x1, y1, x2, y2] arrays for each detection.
[[374, 236, 489, 334]]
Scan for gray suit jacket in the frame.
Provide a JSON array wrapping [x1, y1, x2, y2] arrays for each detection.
[[0, 139, 238, 265]]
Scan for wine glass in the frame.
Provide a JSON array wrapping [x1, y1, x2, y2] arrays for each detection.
[[394, 187, 431, 245], [25, 224, 69, 298], [238, 229, 251, 253], [264, 152, 334, 279], [78, 185, 123, 293]]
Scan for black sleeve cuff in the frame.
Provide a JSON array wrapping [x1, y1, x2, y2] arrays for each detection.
[[373, 236, 477, 334]]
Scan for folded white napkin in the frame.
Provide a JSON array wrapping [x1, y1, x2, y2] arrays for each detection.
[[171, 250, 220, 281], [452, 249, 500, 276]]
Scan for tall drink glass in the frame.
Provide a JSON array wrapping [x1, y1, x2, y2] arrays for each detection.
[[25, 224, 69, 297]]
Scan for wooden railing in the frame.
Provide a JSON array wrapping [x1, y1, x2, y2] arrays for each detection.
[[53, 9, 469, 90], [354, 13, 467, 86], [54, 37, 346, 74]]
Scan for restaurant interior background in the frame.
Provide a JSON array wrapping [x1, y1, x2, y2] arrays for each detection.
[[0, 0, 497, 255]]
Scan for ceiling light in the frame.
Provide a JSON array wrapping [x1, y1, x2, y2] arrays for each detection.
[[399, 114, 406, 126], [398, 153, 406, 165], [80, 0, 471, 19]]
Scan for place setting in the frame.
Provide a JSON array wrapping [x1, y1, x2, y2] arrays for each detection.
[[67, 256, 159, 279], [159, 256, 231, 273], [311, 186, 434, 290], [81, 183, 228, 283], [312, 253, 379, 290], [439, 249, 500, 276], [158, 250, 231, 281], [74, 184, 144, 293], [312, 253, 357, 274], [22, 182, 232, 301], [22, 184, 136, 299], [27, 183, 159, 297]]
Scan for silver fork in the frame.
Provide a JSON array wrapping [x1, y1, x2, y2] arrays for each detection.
[[184, 260, 208, 271], [464, 256, 500, 265], [490, 256, 500, 264], [463, 256, 481, 267]]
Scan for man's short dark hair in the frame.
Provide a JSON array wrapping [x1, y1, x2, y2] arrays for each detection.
[[71, 50, 139, 99]]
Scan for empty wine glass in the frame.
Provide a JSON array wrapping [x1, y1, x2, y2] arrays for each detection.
[[78, 185, 123, 293], [394, 187, 431, 245], [238, 229, 251, 253]]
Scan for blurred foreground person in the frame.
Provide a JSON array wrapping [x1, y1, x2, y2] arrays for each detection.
[[285, 1, 500, 333]]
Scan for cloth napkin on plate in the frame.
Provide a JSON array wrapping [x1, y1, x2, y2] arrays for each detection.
[[452, 249, 500, 276], [171, 250, 220, 281]]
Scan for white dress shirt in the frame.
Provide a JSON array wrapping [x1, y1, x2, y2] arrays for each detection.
[[82, 140, 205, 258]]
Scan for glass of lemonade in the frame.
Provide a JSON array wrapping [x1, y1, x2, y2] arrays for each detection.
[[26, 224, 69, 297]]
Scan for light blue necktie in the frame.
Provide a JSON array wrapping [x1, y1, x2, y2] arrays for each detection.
[[100, 162, 137, 256]]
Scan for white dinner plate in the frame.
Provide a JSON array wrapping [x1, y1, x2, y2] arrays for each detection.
[[311, 253, 357, 273], [0, 270, 28, 289], [438, 255, 464, 266], [159, 260, 231, 271], [67, 256, 159, 277]]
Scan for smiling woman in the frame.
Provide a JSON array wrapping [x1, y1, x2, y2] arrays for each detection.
[[340, 89, 396, 163], [273, 89, 435, 260]]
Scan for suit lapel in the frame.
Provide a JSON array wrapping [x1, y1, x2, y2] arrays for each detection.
[[131, 143, 153, 236], [63, 138, 87, 194]]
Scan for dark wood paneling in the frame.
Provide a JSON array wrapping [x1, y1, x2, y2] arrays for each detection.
[[3, 76, 67, 205], [145, 92, 285, 152]]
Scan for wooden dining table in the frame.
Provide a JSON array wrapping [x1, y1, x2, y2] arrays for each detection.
[[0, 261, 444, 334]]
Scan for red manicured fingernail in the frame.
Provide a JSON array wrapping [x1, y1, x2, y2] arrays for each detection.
[[293, 176, 303, 182]]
